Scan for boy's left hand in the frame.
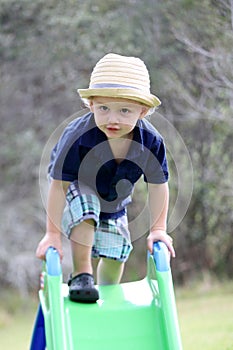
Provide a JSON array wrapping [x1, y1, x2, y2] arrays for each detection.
[[147, 230, 176, 258]]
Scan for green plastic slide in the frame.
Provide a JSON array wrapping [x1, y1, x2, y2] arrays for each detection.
[[30, 242, 183, 349]]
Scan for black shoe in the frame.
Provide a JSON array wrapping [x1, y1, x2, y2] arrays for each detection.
[[68, 273, 99, 303]]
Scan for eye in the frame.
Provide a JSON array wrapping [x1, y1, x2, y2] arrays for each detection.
[[98, 105, 109, 112], [120, 108, 130, 115]]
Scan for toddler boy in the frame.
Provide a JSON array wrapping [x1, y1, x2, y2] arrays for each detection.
[[36, 53, 175, 303]]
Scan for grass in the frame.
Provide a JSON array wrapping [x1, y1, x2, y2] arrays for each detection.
[[0, 291, 38, 350], [176, 282, 233, 350], [0, 282, 233, 350]]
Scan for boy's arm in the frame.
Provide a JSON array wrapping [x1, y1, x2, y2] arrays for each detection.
[[36, 179, 70, 260], [147, 182, 175, 258]]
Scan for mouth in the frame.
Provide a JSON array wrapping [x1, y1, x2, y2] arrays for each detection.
[[106, 125, 120, 131]]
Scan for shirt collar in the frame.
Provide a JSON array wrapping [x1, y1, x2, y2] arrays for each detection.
[[78, 113, 145, 160], [78, 113, 107, 147]]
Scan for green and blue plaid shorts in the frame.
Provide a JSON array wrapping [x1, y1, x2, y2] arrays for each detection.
[[62, 181, 133, 262]]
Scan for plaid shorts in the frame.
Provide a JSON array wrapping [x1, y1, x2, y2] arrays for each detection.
[[62, 181, 133, 262]]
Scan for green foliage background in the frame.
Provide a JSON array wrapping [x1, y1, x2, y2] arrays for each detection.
[[0, 0, 232, 294]]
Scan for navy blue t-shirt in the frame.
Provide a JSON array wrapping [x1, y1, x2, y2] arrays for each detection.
[[49, 112, 169, 219]]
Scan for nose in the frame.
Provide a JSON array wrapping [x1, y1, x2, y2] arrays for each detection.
[[107, 111, 119, 124]]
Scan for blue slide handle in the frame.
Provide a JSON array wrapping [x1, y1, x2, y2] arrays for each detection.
[[45, 247, 61, 276], [153, 241, 170, 272]]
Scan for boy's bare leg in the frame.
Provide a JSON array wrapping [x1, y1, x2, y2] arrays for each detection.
[[97, 258, 125, 285], [70, 219, 124, 285], [70, 219, 95, 276]]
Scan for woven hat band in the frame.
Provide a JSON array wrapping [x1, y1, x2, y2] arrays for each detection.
[[90, 83, 146, 91]]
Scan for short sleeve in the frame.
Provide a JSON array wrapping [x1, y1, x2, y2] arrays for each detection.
[[49, 126, 80, 182], [143, 139, 169, 184]]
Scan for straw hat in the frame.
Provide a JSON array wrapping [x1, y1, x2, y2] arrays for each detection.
[[78, 53, 161, 108]]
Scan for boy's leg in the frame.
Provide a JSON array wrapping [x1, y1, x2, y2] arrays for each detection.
[[62, 179, 101, 302], [70, 219, 95, 276], [68, 219, 99, 302], [97, 258, 125, 285], [93, 215, 132, 285]]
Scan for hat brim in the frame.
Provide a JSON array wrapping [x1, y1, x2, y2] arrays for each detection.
[[78, 88, 161, 108]]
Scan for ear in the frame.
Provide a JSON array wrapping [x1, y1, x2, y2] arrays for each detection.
[[139, 106, 149, 119], [89, 99, 94, 112]]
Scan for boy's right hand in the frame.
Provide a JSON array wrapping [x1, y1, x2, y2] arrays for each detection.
[[36, 232, 63, 261]]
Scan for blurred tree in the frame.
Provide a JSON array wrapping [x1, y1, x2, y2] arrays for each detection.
[[158, 0, 233, 280]]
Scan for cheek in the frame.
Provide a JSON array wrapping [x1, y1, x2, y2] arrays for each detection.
[[94, 113, 106, 127], [124, 115, 140, 127], [121, 122, 136, 131]]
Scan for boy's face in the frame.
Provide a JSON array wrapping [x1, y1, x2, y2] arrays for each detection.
[[90, 97, 149, 139]]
